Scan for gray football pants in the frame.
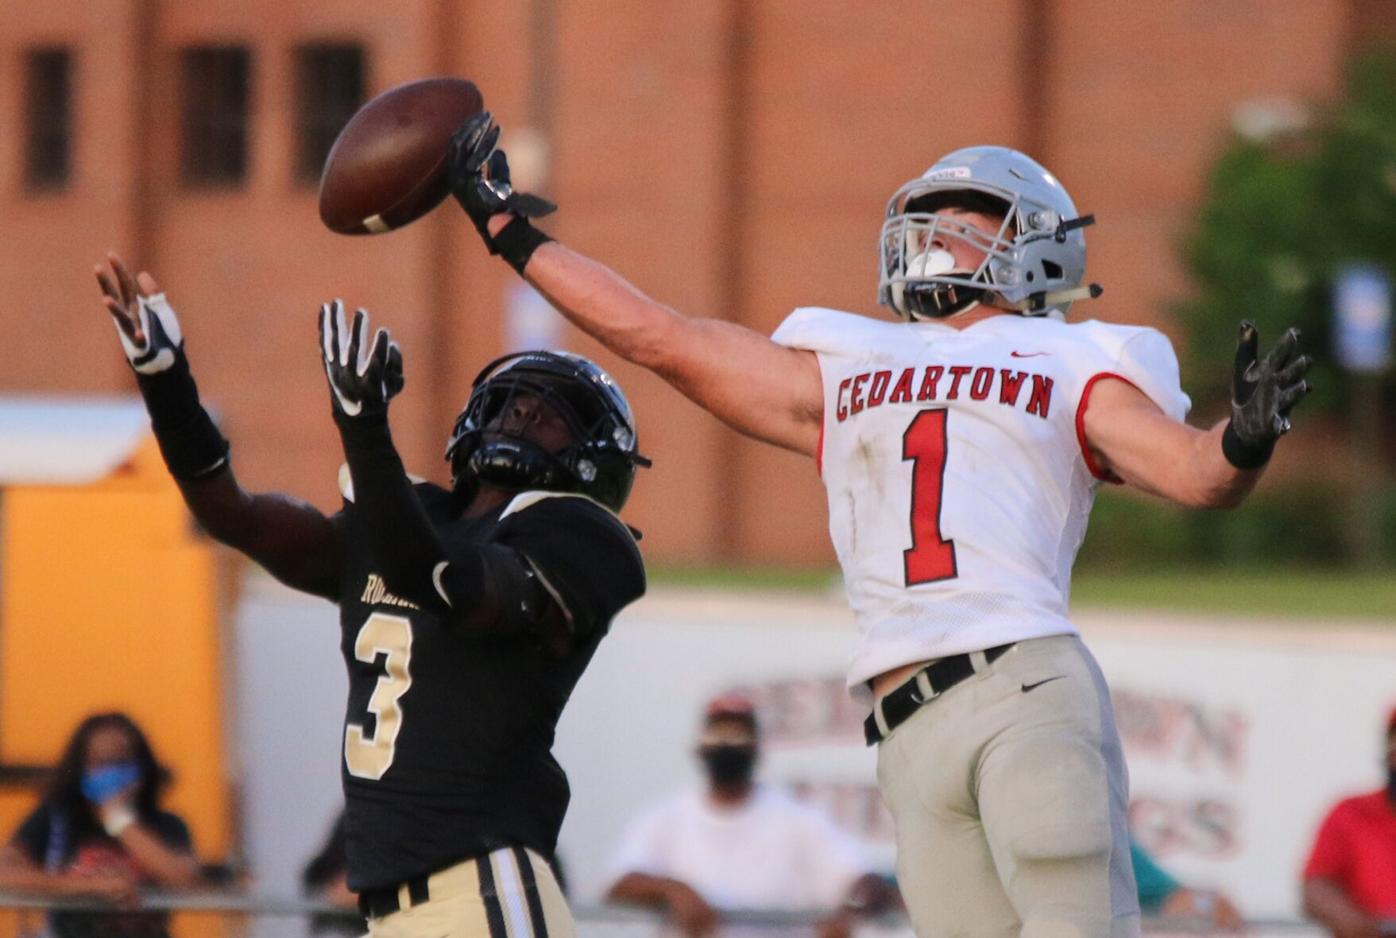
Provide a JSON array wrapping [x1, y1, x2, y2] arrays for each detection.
[[876, 634, 1140, 938]]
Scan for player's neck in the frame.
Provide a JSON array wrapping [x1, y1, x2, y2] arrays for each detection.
[[462, 484, 517, 519], [937, 304, 1016, 330], [707, 782, 754, 808]]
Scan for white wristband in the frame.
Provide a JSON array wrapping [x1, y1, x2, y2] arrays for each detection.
[[103, 806, 137, 838]]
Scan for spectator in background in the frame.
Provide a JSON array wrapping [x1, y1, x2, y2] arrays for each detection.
[[604, 694, 895, 937], [0, 712, 201, 938], [1303, 706, 1396, 938], [1130, 838, 1243, 931]]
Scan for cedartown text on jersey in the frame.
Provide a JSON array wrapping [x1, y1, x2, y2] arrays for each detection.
[[835, 365, 1054, 422]]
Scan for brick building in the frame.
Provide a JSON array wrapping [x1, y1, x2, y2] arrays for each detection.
[[0, 0, 1391, 566]]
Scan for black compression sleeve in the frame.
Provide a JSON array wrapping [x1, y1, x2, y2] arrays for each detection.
[[134, 351, 230, 480], [336, 414, 559, 631], [334, 411, 450, 606]]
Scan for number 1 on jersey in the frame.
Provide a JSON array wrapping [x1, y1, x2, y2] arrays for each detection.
[[903, 409, 958, 585]]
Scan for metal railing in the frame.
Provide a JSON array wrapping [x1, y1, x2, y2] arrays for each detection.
[[0, 890, 1351, 937]]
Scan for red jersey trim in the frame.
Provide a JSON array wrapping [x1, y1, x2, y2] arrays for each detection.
[[811, 351, 826, 476], [1075, 372, 1140, 484]]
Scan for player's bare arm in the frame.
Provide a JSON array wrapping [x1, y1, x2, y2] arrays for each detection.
[[96, 253, 341, 598], [447, 113, 823, 459], [1084, 321, 1309, 508], [522, 241, 822, 456]]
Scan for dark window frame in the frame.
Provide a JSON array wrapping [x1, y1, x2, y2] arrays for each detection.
[[23, 46, 74, 193], [179, 45, 252, 187], [292, 42, 367, 186]]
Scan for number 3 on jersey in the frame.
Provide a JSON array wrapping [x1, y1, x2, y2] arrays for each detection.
[[903, 409, 958, 585], [344, 612, 414, 780]]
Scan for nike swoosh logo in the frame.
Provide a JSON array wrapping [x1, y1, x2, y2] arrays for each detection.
[[1021, 676, 1066, 693], [1010, 350, 1050, 358]]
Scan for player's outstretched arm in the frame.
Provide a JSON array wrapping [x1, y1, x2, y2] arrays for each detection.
[[1083, 322, 1310, 508], [319, 300, 444, 608], [320, 303, 569, 634], [96, 254, 341, 598], [448, 114, 823, 458]]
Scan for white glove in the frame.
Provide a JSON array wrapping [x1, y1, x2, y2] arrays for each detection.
[[113, 292, 184, 375]]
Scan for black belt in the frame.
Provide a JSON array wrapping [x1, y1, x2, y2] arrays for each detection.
[[358, 873, 430, 919], [864, 644, 1014, 745]]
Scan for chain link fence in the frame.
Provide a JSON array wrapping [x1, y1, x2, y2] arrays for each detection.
[[0, 892, 1349, 938]]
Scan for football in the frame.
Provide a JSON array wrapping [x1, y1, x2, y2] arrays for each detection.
[[318, 77, 484, 235]]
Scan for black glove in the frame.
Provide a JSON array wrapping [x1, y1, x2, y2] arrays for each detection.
[[1222, 320, 1310, 469], [319, 300, 404, 423], [448, 112, 556, 269]]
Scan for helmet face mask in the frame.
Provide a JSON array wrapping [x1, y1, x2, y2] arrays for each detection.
[[888, 209, 1015, 319], [445, 351, 647, 512], [878, 146, 1093, 321]]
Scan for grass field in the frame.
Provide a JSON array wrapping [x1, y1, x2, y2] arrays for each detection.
[[649, 566, 1396, 621], [1070, 568, 1396, 619]]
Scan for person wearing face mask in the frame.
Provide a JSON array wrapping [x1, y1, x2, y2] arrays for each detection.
[[1302, 706, 1396, 938], [0, 712, 201, 937], [604, 695, 894, 937]]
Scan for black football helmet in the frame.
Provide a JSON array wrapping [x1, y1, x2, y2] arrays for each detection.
[[445, 350, 650, 512]]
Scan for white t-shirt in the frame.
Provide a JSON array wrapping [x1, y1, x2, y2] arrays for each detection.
[[607, 785, 870, 925], [770, 308, 1190, 695]]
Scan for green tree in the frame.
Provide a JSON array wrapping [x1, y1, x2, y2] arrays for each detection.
[[1177, 53, 1396, 423]]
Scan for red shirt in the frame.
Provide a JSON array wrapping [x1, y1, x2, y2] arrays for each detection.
[[1303, 790, 1396, 916]]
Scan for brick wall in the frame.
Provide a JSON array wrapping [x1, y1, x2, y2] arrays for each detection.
[[0, 0, 1362, 565]]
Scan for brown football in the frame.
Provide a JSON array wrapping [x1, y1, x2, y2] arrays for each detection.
[[318, 77, 484, 235]]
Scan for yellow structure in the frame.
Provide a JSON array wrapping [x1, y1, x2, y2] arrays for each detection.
[[0, 397, 230, 863]]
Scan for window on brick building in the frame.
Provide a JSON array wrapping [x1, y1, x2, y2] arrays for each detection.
[[293, 43, 366, 184], [181, 46, 251, 186], [23, 47, 73, 192]]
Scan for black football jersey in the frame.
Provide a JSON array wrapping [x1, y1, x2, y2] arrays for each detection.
[[333, 483, 644, 891]]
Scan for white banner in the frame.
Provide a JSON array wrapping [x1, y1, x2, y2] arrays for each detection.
[[553, 591, 1396, 922], [230, 575, 1392, 926]]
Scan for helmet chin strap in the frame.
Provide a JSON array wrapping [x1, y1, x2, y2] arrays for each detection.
[[898, 250, 988, 320], [463, 436, 573, 495], [905, 289, 983, 321], [896, 250, 1104, 320]]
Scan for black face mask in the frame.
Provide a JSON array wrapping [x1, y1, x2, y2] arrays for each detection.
[[1387, 767, 1396, 800], [699, 744, 757, 789]]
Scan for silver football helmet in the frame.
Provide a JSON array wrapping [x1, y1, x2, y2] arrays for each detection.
[[877, 146, 1101, 321]]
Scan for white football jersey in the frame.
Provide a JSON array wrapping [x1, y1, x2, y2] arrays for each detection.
[[771, 308, 1190, 694]]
